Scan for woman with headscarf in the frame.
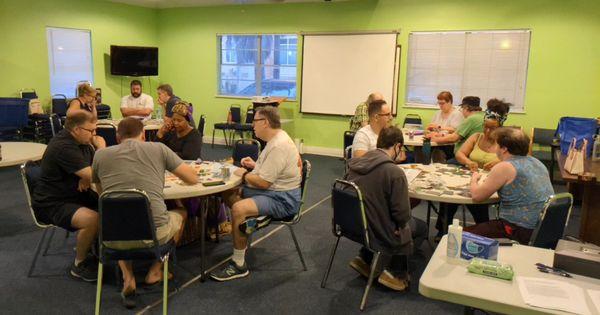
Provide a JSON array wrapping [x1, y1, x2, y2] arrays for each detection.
[[157, 101, 202, 160]]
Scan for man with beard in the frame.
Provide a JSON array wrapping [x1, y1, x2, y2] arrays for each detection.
[[120, 80, 154, 121]]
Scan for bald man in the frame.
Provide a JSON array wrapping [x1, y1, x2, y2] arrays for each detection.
[[349, 92, 384, 132]]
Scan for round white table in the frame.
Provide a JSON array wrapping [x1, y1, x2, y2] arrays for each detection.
[[0, 142, 47, 167], [400, 163, 499, 204], [400, 163, 499, 235], [97, 119, 162, 131], [163, 162, 242, 199]]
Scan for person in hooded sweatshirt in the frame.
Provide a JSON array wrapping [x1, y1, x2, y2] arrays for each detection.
[[344, 125, 427, 292]]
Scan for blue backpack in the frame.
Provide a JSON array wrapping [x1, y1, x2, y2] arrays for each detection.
[[556, 117, 598, 157]]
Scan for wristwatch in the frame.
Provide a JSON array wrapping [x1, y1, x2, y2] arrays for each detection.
[[241, 171, 249, 184]]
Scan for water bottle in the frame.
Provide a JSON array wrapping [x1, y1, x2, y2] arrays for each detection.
[[156, 106, 163, 123], [422, 138, 432, 165], [447, 219, 463, 261], [593, 135, 600, 162]]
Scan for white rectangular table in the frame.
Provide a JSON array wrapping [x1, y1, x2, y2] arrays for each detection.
[[419, 236, 600, 314]]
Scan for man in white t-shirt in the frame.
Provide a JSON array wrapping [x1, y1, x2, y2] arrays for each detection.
[[120, 80, 154, 120], [352, 99, 393, 158], [211, 106, 302, 282]]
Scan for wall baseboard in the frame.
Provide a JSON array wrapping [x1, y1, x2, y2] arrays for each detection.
[[203, 136, 343, 158]]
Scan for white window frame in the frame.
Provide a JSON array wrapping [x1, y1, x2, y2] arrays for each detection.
[[217, 34, 298, 100], [405, 30, 531, 113], [46, 27, 94, 98]]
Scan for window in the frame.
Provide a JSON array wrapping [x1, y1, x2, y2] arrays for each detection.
[[406, 30, 531, 112], [46, 27, 93, 98], [218, 34, 297, 99]]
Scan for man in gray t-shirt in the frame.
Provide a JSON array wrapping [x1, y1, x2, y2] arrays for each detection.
[[210, 106, 302, 282], [92, 118, 197, 306]]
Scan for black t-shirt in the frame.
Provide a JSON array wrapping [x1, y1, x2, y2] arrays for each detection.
[[159, 128, 202, 160], [68, 98, 93, 113], [32, 129, 95, 208]]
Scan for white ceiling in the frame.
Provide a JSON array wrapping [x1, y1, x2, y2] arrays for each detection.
[[107, 0, 350, 9]]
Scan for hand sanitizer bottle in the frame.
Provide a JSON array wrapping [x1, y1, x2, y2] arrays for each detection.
[[447, 219, 463, 260]]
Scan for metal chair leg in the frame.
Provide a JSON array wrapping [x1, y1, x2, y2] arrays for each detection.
[[288, 225, 307, 271], [28, 228, 49, 277], [212, 129, 216, 148], [222, 129, 228, 147], [163, 254, 169, 315], [360, 252, 380, 311], [94, 262, 104, 315], [321, 237, 340, 288], [42, 227, 56, 256]]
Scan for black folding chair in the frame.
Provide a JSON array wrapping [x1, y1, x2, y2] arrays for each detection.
[[96, 123, 118, 147], [51, 94, 68, 120], [529, 127, 559, 182], [212, 105, 241, 147], [233, 105, 255, 142], [197, 114, 206, 136], [95, 189, 176, 315], [529, 193, 573, 249], [96, 104, 112, 120], [239, 160, 312, 272], [20, 161, 70, 277], [402, 114, 422, 129], [321, 179, 382, 311], [20, 89, 38, 100], [232, 139, 261, 167]]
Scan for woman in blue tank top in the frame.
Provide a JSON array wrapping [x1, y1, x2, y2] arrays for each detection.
[[465, 127, 554, 244]]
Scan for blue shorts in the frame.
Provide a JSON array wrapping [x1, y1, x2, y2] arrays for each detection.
[[242, 186, 301, 219]]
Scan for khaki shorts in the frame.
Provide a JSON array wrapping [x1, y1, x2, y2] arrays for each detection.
[[104, 211, 184, 250]]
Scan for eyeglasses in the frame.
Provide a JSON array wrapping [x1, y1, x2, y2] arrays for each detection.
[[252, 118, 266, 124], [79, 126, 96, 134], [377, 112, 392, 117]]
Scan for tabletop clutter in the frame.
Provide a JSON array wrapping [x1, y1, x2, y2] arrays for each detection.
[[165, 160, 236, 187]]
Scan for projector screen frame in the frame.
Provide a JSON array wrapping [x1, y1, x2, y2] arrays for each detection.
[[299, 30, 401, 117]]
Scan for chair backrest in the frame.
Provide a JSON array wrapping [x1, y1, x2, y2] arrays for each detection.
[[51, 94, 68, 117], [20, 161, 49, 228], [198, 114, 206, 135], [532, 128, 556, 146], [343, 131, 356, 150], [96, 104, 112, 120], [0, 98, 29, 129], [20, 89, 38, 100], [529, 193, 573, 249], [96, 123, 118, 147], [244, 106, 255, 124], [232, 139, 261, 167], [403, 114, 422, 129], [99, 189, 158, 249], [230, 105, 242, 124], [331, 179, 370, 247]]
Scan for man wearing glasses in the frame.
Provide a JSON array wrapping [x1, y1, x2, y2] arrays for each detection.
[[210, 106, 302, 281], [32, 110, 105, 282], [352, 99, 398, 159]]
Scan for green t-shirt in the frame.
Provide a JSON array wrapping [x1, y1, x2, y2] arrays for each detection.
[[454, 112, 484, 153]]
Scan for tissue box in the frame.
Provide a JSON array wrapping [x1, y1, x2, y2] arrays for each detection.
[[461, 232, 499, 260]]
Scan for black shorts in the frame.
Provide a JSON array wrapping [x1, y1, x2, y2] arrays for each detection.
[[33, 192, 98, 232]]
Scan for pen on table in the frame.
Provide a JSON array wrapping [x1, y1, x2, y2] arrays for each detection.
[[536, 263, 572, 278]]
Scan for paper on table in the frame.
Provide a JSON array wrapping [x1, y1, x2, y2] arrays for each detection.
[[588, 290, 600, 314], [517, 277, 591, 315], [401, 168, 421, 183]]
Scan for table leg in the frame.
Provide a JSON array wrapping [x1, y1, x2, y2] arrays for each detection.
[[580, 183, 600, 246], [200, 198, 207, 282], [441, 202, 449, 235]]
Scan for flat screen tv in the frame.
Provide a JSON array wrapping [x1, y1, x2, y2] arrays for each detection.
[[110, 45, 158, 76]]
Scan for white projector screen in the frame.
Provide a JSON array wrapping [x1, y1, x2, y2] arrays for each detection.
[[300, 33, 399, 116]]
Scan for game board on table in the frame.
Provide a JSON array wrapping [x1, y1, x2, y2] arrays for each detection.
[[399, 163, 489, 198]]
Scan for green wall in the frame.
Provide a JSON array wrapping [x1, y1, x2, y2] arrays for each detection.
[[2, 0, 599, 151], [0, 0, 158, 113], [157, 0, 600, 150]]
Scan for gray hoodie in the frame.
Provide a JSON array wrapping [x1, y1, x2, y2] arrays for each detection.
[[344, 149, 413, 254]]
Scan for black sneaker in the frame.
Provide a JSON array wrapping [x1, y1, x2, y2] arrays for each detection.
[[70, 257, 98, 282], [209, 260, 249, 282], [121, 290, 137, 309]]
